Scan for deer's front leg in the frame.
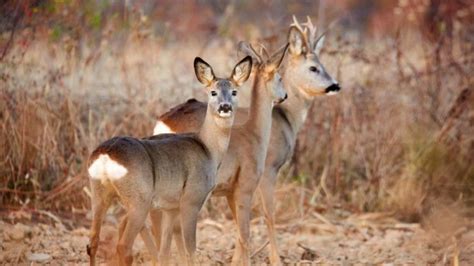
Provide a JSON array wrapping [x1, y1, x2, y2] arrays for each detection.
[[179, 204, 200, 266], [257, 170, 281, 266], [230, 187, 254, 266]]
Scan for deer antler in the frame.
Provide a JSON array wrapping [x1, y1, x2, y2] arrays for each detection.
[[267, 43, 289, 68], [259, 44, 270, 60], [303, 16, 318, 50], [238, 41, 263, 64], [291, 15, 311, 51], [291, 15, 307, 35]]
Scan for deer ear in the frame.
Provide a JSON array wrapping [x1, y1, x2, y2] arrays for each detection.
[[194, 57, 215, 86], [238, 41, 263, 65], [231, 56, 252, 86], [288, 26, 306, 56], [314, 35, 325, 55], [268, 43, 289, 71]]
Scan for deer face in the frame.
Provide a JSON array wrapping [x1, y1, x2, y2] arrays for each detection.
[[238, 41, 289, 105], [286, 26, 340, 98], [269, 72, 287, 104], [262, 48, 288, 104], [194, 56, 252, 127]]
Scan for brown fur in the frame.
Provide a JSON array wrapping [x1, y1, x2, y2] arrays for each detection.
[[151, 20, 340, 265], [87, 56, 252, 266], [152, 43, 288, 265]]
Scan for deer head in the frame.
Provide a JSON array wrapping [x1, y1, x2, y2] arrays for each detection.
[[286, 16, 340, 98], [194, 56, 252, 128], [238, 41, 288, 104]]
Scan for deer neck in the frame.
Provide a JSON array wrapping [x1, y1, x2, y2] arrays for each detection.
[[279, 76, 313, 133], [198, 108, 233, 164], [244, 74, 274, 147]]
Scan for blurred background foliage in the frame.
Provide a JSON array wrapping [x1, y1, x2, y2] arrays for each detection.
[[0, 0, 473, 223]]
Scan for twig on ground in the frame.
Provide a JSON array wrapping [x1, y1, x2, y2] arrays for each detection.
[[35, 209, 63, 225], [200, 218, 224, 231], [250, 240, 269, 258], [311, 211, 333, 226]]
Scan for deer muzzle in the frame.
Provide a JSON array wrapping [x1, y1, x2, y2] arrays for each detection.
[[325, 83, 340, 95], [218, 103, 233, 117]]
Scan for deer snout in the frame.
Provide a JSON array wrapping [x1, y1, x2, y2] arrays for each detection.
[[325, 83, 340, 94], [218, 103, 233, 117], [275, 93, 288, 104]]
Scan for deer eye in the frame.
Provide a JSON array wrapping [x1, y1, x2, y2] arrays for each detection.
[[232, 90, 237, 96], [309, 66, 320, 73], [211, 91, 217, 96]]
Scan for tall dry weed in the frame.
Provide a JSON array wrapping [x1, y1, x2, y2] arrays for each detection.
[[0, 2, 473, 223]]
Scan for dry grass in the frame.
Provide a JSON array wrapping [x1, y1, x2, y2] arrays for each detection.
[[1, 3, 473, 228], [290, 27, 474, 221]]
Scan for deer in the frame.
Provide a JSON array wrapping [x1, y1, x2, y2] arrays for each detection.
[[86, 56, 252, 266], [152, 17, 340, 265], [149, 42, 288, 265]]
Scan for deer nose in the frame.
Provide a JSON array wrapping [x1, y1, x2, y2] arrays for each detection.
[[218, 103, 233, 113], [325, 83, 340, 93], [275, 93, 288, 104]]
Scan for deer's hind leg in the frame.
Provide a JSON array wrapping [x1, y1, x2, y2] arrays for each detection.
[[150, 210, 162, 250], [140, 223, 158, 265], [115, 205, 149, 266], [158, 209, 179, 265], [172, 215, 186, 263], [88, 181, 114, 266]]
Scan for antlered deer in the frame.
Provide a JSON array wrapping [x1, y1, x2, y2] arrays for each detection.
[[152, 17, 340, 265]]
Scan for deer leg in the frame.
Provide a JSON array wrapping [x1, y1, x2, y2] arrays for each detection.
[[258, 173, 281, 266], [150, 209, 162, 250], [179, 203, 201, 266], [123, 216, 158, 264], [116, 207, 149, 266], [172, 216, 186, 263], [231, 189, 253, 266], [88, 183, 113, 266], [158, 209, 179, 265], [226, 193, 242, 263], [140, 223, 158, 266], [118, 216, 128, 239]]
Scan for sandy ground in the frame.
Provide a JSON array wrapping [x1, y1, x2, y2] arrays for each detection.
[[2, 206, 474, 265]]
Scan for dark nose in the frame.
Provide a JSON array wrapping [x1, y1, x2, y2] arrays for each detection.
[[276, 93, 288, 104], [325, 83, 340, 93], [218, 103, 233, 113]]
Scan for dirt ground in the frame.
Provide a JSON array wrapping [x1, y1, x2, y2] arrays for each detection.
[[2, 205, 474, 265]]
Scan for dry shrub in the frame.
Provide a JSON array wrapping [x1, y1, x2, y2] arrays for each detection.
[[387, 135, 474, 222], [0, 37, 178, 211], [290, 12, 474, 220], [1, 1, 473, 223], [0, 24, 241, 212], [424, 202, 467, 238]]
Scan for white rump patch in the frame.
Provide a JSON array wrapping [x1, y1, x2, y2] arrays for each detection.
[[88, 154, 128, 181], [153, 121, 175, 135]]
